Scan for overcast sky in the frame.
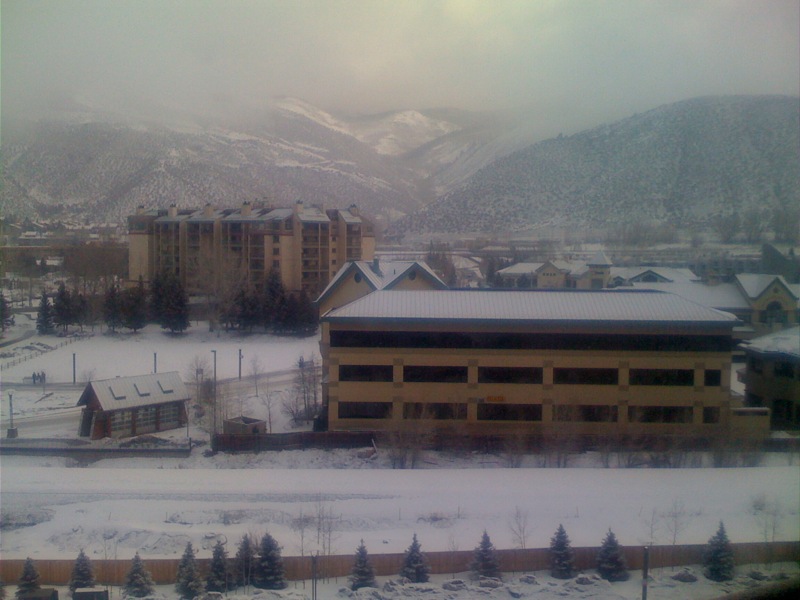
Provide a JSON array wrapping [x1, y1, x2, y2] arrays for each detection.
[[3, 0, 799, 127]]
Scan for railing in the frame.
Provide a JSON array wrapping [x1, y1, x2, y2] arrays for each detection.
[[1, 334, 93, 372]]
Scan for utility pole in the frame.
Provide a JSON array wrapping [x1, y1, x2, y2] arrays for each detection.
[[211, 349, 217, 435], [7, 390, 18, 438], [642, 545, 649, 600], [238, 348, 243, 380]]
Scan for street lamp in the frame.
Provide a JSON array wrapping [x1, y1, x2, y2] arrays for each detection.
[[211, 349, 217, 434], [7, 390, 18, 438], [238, 348, 243, 380]]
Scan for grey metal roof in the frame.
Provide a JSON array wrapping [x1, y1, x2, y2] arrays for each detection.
[[323, 289, 738, 326], [740, 326, 800, 360], [316, 260, 447, 304], [78, 372, 189, 412], [630, 281, 750, 310]]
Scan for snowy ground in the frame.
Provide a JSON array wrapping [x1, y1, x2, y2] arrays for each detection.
[[3, 567, 800, 600], [1, 319, 799, 600]]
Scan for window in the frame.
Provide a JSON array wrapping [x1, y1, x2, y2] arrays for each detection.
[[338, 401, 392, 419], [477, 404, 542, 421], [110, 410, 133, 433], [160, 403, 180, 426], [704, 370, 722, 386], [273, 247, 280, 255], [554, 405, 618, 422], [478, 367, 542, 384], [403, 366, 468, 383], [630, 369, 694, 386], [553, 368, 618, 385], [703, 407, 720, 423], [403, 403, 467, 420], [339, 364, 393, 382], [137, 406, 157, 431], [774, 362, 794, 378], [628, 406, 693, 423]]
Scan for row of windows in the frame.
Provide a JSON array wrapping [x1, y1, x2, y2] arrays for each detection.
[[330, 331, 732, 352], [337, 402, 717, 424], [338, 365, 722, 386]]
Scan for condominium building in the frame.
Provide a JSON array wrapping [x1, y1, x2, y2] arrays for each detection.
[[320, 289, 768, 440], [128, 201, 375, 294]]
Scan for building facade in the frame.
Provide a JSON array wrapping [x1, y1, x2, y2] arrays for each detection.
[[320, 289, 768, 440], [739, 326, 800, 429], [128, 201, 375, 295]]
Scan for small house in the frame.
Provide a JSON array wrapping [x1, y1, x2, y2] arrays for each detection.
[[73, 589, 108, 600], [17, 589, 59, 600], [77, 372, 189, 439], [223, 416, 267, 435]]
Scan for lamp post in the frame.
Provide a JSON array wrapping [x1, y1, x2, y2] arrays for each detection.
[[211, 349, 217, 434], [73, 352, 77, 385], [238, 348, 243, 380], [7, 390, 18, 438]]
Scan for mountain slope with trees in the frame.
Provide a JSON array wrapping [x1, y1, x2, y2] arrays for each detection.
[[391, 95, 800, 237]]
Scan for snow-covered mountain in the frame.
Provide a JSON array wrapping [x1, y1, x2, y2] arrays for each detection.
[[3, 95, 797, 239], [390, 95, 800, 237]]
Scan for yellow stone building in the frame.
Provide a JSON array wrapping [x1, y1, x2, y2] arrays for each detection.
[[320, 289, 768, 440], [128, 201, 375, 294]]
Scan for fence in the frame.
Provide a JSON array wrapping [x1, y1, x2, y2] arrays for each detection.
[[2, 541, 797, 586], [0, 334, 93, 372], [212, 431, 376, 452]]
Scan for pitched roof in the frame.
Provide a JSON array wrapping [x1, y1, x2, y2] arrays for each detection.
[[77, 372, 189, 411], [323, 289, 737, 327], [629, 281, 750, 310], [587, 250, 613, 267], [740, 326, 800, 360], [736, 274, 798, 301], [316, 260, 446, 304]]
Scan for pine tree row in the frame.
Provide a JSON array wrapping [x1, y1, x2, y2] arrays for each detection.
[[8, 522, 739, 598]]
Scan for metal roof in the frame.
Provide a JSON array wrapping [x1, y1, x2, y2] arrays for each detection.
[[323, 289, 738, 326], [740, 326, 800, 360], [77, 372, 189, 412], [629, 281, 751, 310], [316, 260, 447, 304], [736, 274, 798, 301]]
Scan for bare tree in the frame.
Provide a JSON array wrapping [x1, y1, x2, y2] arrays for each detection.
[[750, 494, 783, 568], [291, 508, 315, 556], [663, 499, 692, 547], [639, 507, 661, 546], [508, 506, 530, 549]]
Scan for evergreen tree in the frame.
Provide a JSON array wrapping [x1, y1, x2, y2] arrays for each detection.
[[205, 540, 231, 592], [549, 524, 576, 579], [596, 529, 629, 582], [175, 542, 204, 599], [151, 271, 190, 333], [122, 553, 155, 598], [261, 269, 286, 332], [470, 530, 501, 580], [233, 284, 260, 332], [254, 533, 286, 590], [121, 279, 148, 332], [294, 290, 318, 336], [68, 549, 97, 592], [349, 540, 376, 591], [399, 533, 430, 583], [36, 292, 54, 335], [73, 292, 89, 332], [53, 282, 74, 333], [16, 558, 40, 598], [234, 534, 257, 589], [704, 521, 735, 582], [0, 292, 12, 334], [103, 285, 124, 333]]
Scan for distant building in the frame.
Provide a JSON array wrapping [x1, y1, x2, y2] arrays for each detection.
[[315, 259, 447, 315], [739, 326, 800, 429], [320, 289, 768, 440], [128, 201, 375, 295], [495, 250, 613, 290], [77, 372, 189, 439]]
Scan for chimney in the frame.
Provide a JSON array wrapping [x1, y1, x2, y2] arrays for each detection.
[[372, 257, 381, 275], [348, 204, 359, 217], [294, 200, 304, 215], [241, 201, 252, 217], [203, 203, 214, 217], [136, 205, 145, 215], [168, 204, 178, 218]]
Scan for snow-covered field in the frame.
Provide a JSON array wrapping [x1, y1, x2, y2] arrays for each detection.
[[2, 319, 799, 599]]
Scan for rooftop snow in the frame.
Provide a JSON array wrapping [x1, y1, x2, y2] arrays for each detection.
[[323, 289, 738, 325], [740, 326, 800, 359]]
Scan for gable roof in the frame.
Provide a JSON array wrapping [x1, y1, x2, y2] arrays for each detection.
[[587, 250, 613, 267], [629, 281, 750, 310], [316, 260, 446, 304], [612, 266, 700, 284], [735, 274, 798, 301], [77, 372, 189, 412]]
